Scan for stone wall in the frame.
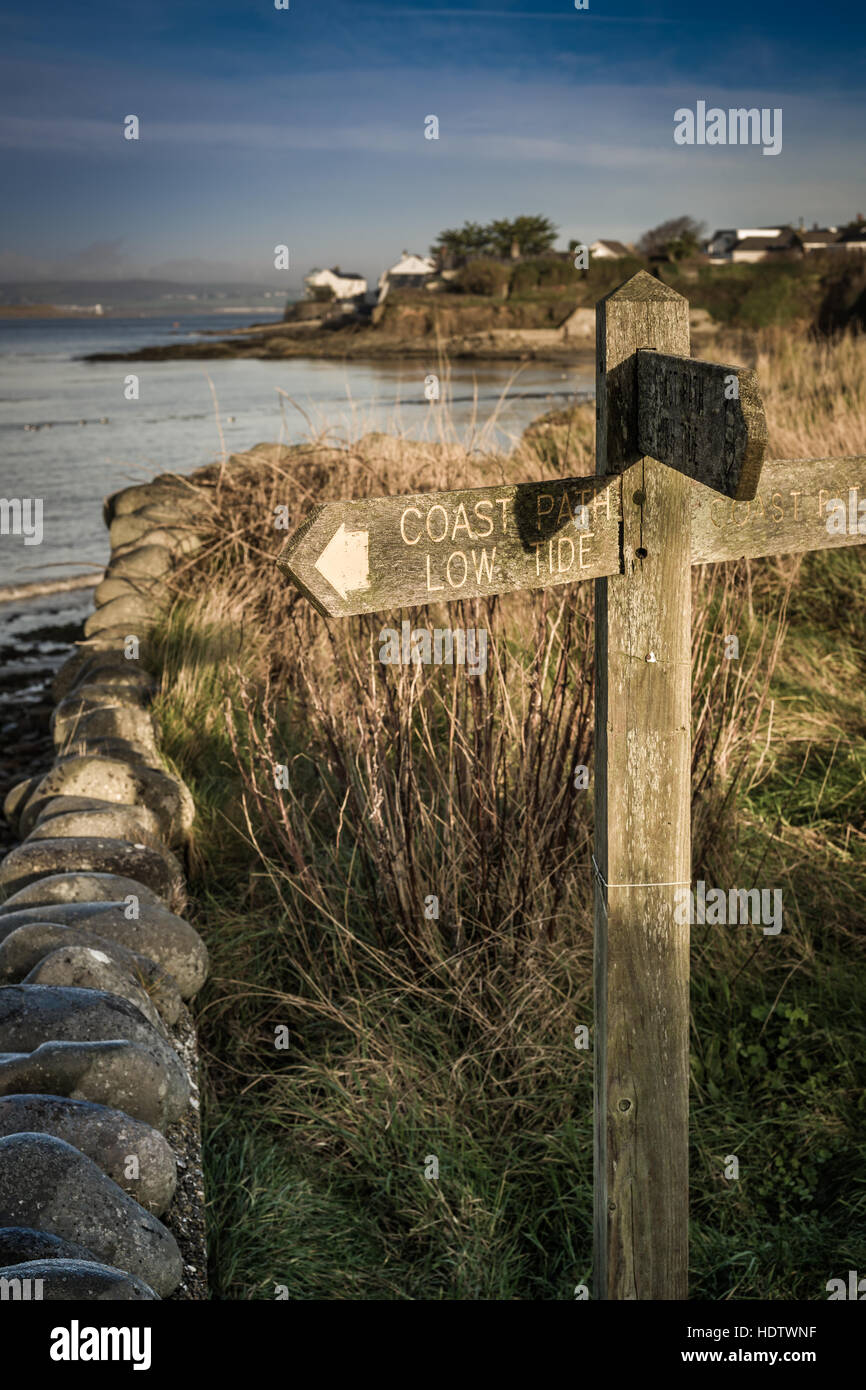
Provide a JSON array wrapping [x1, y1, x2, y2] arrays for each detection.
[[0, 473, 212, 1301]]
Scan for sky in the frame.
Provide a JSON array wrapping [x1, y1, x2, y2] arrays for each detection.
[[0, 0, 864, 288]]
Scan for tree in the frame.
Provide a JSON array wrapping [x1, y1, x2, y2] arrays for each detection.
[[431, 214, 559, 267], [486, 215, 558, 259], [431, 221, 491, 267], [638, 216, 706, 261]]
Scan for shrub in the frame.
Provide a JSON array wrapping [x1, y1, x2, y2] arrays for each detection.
[[454, 258, 511, 297], [509, 256, 580, 296]]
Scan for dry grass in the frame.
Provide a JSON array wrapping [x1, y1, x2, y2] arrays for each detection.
[[151, 328, 866, 1299]]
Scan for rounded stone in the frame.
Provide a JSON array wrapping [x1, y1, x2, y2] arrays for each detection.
[[0, 1133, 181, 1295], [24, 947, 166, 1033], [0, 985, 188, 1118], [0, 922, 182, 1024], [0, 904, 205, 998], [62, 629, 158, 668], [34, 795, 137, 823], [0, 872, 164, 911], [112, 527, 202, 558], [0, 838, 187, 907], [3, 776, 43, 834], [19, 757, 193, 844], [0, 1257, 159, 1300], [0, 1039, 183, 1130], [106, 545, 173, 583], [53, 738, 163, 765], [105, 479, 209, 524], [0, 1226, 96, 1265], [110, 508, 203, 551], [84, 596, 161, 638], [0, 1095, 176, 1214], [51, 650, 153, 703], [94, 576, 160, 607], [56, 681, 149, 719], [33, 796, 161, 831], [52, 704, 157, 751], [28, 810, 164, 852]]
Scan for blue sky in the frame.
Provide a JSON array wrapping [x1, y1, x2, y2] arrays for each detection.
[[0, 0, 864, 286]]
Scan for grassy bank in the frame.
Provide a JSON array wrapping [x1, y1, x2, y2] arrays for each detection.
[[149, 336, 866, 1299]]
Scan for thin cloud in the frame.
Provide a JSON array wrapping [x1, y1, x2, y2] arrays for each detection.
[[363, 6, 676, 20]]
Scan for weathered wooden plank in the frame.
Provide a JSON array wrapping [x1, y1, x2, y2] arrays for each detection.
[[276, 476, 622, 617], [638, 350, 767, 501], [277, 456, 866, 623], [594, 270, 691, 1301], [691, 455, 866, 562]]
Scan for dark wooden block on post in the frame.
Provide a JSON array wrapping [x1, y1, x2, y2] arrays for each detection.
[[637, 351, 767, 501]]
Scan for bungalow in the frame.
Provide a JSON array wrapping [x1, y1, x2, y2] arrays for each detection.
[[377, 252, 437, 302], [304, 267, 368, 302], [798, 219, 866, 254], [589, 239, 632, 259], [731, 230, 803, 263], [838, 225, 866, 253], [799, 226, 841, 252], [706, 226, 801, 263], [706, 226, 795, 261]]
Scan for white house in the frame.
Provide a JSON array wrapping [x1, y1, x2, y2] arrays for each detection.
[[304, 267, 368, 302], [706, 227, 795, 262], [589, 239, 631, 260], [377, 252, 437, 302]]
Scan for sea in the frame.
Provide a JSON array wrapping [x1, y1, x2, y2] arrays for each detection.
[[0, 312, 592, 712]]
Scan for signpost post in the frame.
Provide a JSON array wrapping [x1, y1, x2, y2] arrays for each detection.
[[277, 270, 866, 1299]]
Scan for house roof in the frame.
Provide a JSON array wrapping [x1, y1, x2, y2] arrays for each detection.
[[709, 225, 789, 241], [733, 233, 798, 251], [306, 267, 366, 282], [801, 230, 840, 244], [592, 240, 631, 256], [387, 254, 436, 275]]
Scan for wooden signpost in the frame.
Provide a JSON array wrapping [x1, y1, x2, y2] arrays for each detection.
[[277, 271, 866, 1299], [275, 475, 621, 618]]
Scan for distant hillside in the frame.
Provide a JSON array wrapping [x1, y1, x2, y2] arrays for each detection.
[[661, 253, 866, 332], [0, 279, 297, 315], [0, 303, 78, 318]]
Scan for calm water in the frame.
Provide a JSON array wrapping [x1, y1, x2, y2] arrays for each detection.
[[0, 314, 592, 591]]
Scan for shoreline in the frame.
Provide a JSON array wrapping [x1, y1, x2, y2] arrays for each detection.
[[81, 325, 600, 367], [79, 320, 725, 369]]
